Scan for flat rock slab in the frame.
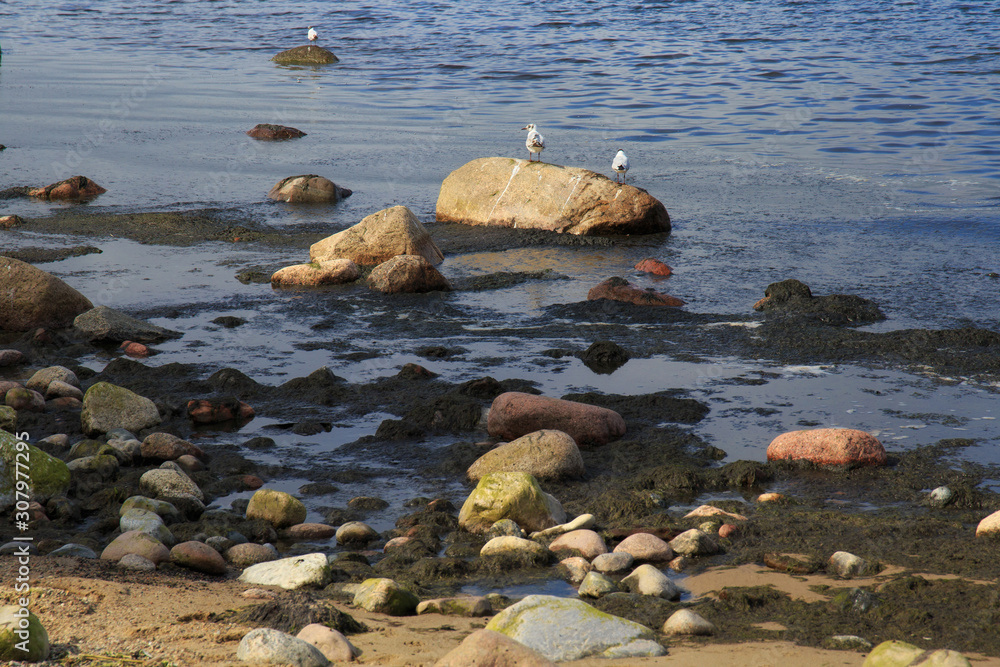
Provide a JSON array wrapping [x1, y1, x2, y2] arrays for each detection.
[[436, 157, 670, 236], [272, 45, 339, 65], [74, 305, 182, 344]]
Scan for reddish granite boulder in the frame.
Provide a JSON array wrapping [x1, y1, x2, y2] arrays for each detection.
[[634, 258, 673, 277], [267, 174, 351, 203], [171, 540, 228, 575], [487, 392, 625, 448], [271, 259, 360, 287], [246, 123, 306, 140], [767, 428, 887, 467], [588, 277, 684, 307], [0, 257, 94, 331], [141, 432, 205, 462], [187, 398, 255, 424], [28, 175, 106, 200]]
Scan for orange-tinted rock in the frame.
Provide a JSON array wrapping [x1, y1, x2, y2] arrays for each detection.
[[587, 277, 685, 307], [0, 215, 24, 229], [171, 540, 228, 575], [766, 428, 887, 467], [367, 255, 451, 294], [283, 523, 337, 540], [487, 391, 625, 448], [141, 432, 205, 462], [434, 629, 556, 667], [718, 523, 739, 539], [271, 259, 360, 287], [187, 398, 255, 424], [397, 363, 437, 379], [121, 341, 151, 358], [246, 123, 306, 140], [267, 174, 351, 203], [634, 258, 673, 277], [310, 205, 444, 266], [240, 475, 265, 490], [28, 175, 106, 200]]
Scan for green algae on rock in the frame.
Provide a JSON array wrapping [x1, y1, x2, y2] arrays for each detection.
[[0, 430, 71, 511], [271, 44, 339, 65]]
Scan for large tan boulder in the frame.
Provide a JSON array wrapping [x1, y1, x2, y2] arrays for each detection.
[[467, 429, 584, 482], [0, 257, 93, 331], [436, 157, 670, 236], [267, 175, 351, 203], [310, 205, 444, 266]]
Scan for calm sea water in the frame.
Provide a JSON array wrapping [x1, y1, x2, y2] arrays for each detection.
[[1, 1, 999, 488]]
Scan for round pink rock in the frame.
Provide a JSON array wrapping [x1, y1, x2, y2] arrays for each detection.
[[767, 428, 886, 467], [101, 530, 170, 565], [613, 532, 674, 562], [548, 529, 608, 560], [171, 540, 228, 575], [284, 523, 337, 541], [634, 258, 673, 277], [487, 392, 626, 448]]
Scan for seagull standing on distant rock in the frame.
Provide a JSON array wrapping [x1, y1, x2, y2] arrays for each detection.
[[307, 26, 318, 43], [522, 124, 545, 162], [612, 149, 629, 183]]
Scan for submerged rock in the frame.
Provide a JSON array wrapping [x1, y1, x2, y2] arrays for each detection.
[[485, 594, 666, 661], [767, 428, 887, 467], [271, 44, 339, 65], [634, 258, 673, 276], [246, 123, 307, 140], [753, 278, 885, 326], [268, 175, 351, 203], [436, 157, 670, 236], [0, 257, 93, 331], [587, 276, 685, 307], [487, 392, 626, 448], [28, 175, 106, 200], [310, 205, 444, 266]]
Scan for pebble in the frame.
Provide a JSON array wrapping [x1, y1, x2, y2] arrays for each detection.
[[296, 623, 361, 663], [669, 528, 719, 556], [828, 550, 868, 578], [226, 543, 279, 567], [487, 518, 526, 539], [118, 553, 157, 571], [480, 536, 551, 561], [335, 521, 379, 545], [928, 486, 954, 507]]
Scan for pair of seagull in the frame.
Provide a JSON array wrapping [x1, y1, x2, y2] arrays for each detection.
[[521, 124, 631, 184]]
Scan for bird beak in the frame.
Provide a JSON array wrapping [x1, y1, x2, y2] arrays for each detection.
[[521, 126, 528, 130]]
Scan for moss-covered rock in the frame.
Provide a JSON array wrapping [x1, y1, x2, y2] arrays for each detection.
[[271, 44, 339, 65], [0, 605, 50, 661], [353, 578, 420, 616], [0, 406, 15, 434], [81, 381, 161, 436], [245, 488, 307, 528], [0, 431, 71, 511], [458, 472, 565, 534]]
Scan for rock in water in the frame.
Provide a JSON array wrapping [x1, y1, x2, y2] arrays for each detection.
[[436, 157, 670, 236], [73, 305, 182, 343], [767, 428, 887, 467], [487, 392, 625, 447], [272, 45, 339, 65], [271, 260, 361, 287], [0, 257, 94, 331], [587, 276, 685, 307], [27, 175, 106, 200], [268, 175, 352, 203], [367, 255, 451, 293], [246, 123, 307, 140], [310, 205, 444, 266], [485, 594, 666, 661]]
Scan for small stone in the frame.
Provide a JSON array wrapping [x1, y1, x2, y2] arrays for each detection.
[[558, 556, 592, 584], [620, 563, 681, 600], [662, 609, 715, 636], [118, 553, 157, 571], [241, 588, 278, 600], [101, 531, 170, 564], [336, 521, 379, 545], [592, 551, 634, 574], [822, 635, 872, 651], [238, 553, 331, 590], [634, 258, 673, 277], [613, 532, 674, 562], [547, 529, 608, 560], [577, 571, 618, 598], [296, 623, 360, 662], [246, 124, 307, 140], [669, 528, 719, 556], [480, 536, 551, 561], [246, 488, 307, 528], [171, 540, 228, 575], [767, 428, 887, 467], [285, 523, 337, 541], [487, 519, 526, 540], [352, 577, 420, 616], [48, 543, 97, 558], [976, 508, 1000, 537], [757, 492, 786, 503], [236, 628, 330, 667], [0, 605, 50, 661], [416, 597, 492, 617], [718, 523, 739, 539], [683, 504, 748, 521], [928, 486, 954, 507], [828, 551, 868, 578], [141, 432, 205, 462], [434, 629, 556, 667], [226, 542, 279, 568]]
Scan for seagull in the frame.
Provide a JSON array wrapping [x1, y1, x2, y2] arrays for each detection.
[[522, 124, 545, 162], [307, 26, 318, 43], [612, 149, 629, 183]]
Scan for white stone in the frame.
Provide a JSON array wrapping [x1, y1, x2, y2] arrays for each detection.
[[236, 628, 330, 666], [620, 564, 681, 600], [238, 553, 331, 590], [662, 609, 715, 636]]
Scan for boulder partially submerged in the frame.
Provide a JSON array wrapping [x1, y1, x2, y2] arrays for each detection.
[[753, 278, 885, 326], [436, 157, 670, 236], [272, 45, 339, 65], [268, 175, 351, 203], [0, 257, 94, 331], [28, 175, 106, 201], [310, 205, 444, 266], [246, 124, 306, 140]]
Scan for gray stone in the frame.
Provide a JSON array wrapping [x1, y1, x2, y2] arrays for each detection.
[[352, 577, 420, 616], [485, 594, 665, 661], [335, 520, 378, 545], [226, 542, 279, 568], [592, 551, 634, 574], [120, 495, 181, 523], [73, 305, 182, 344], [578, 571, 619, 598], [239, 553, 330, 590], [486, 518, 525, 539], [139, 468, 204, 502], [67, 453, 119, 497], [47, 543, 98, 558], [236, 628, 330, 667], [829, 550, 868, 578], [669, 528, 719, 556], [26, 365, 79, 392], [928, 486, 954, 507]]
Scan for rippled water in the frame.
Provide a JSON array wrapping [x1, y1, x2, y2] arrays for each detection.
[[2, 1, 1000, 489]]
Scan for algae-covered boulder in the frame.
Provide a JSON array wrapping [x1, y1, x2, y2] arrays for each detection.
[[81, 382, 161, 436], [862, 640, 971, 666], [309, 205, 444, 266], [352, 578, 420, 616], [458, 472, 565, 535], [485, 594, 665, 661], [467, 429, 584, 482], [245, 488, 307, 528], [272, 44, 339, 65], [0, 430, 71, 511], [436, 157, 670, 236], [0, 257, 94, 331], [0, 605, 50, 661]]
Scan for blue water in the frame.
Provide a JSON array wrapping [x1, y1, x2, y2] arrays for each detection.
[[1, 1, 1000, 501]]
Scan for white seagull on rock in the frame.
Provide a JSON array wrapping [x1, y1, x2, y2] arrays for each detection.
[[307, 26, 318, 43], [522, 124, 545, 162], [612, 149, 629, 183]]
